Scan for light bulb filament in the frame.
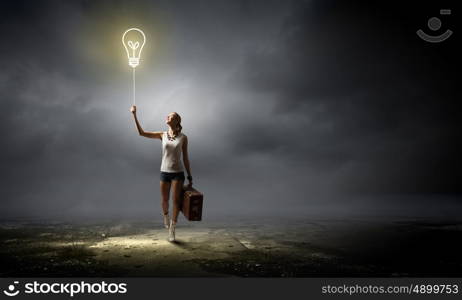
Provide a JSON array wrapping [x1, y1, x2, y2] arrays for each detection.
[[128, 40, 140, 50]]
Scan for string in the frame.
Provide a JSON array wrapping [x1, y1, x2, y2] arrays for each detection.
[[132, 68, 136, 105]]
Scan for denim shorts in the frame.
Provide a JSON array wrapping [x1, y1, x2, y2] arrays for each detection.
[[160, 171, 185, 182]]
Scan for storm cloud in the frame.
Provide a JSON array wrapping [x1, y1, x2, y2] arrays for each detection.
[[0, 0, 459, 220]]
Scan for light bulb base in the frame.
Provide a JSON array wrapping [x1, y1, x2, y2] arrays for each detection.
[[128, 58, 140, 68]]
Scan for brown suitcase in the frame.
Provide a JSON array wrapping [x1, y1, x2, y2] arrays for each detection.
[[180, 185, 204, 221]]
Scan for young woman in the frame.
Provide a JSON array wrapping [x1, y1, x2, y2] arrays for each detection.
[[130, 105, 193, 242]]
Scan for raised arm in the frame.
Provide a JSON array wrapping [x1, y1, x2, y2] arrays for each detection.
[[130, 105, 163, 140]]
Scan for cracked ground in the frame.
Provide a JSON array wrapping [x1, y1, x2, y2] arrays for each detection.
[[1, 215, 462, 277]]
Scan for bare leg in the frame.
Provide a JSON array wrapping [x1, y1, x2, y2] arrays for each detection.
[[171, 179, 184, 223], [160, 180, 171, 215]]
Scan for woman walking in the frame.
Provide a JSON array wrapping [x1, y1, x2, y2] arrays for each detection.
[[130, 105, 193, 242]]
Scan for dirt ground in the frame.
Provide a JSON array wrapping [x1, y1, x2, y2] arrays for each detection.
[[1, 215, 462, 277]]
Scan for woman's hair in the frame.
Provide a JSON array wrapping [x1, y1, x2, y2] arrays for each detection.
[[173, 112, 182, 133]]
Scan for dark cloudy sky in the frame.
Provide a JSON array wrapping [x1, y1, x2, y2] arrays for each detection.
[[0, 0, 459, 220]]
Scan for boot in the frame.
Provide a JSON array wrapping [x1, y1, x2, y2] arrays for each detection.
[[162, 212, 170, 229], [168, 219, 176, 242]]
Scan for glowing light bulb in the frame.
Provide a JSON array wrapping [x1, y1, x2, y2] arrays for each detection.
[[122, 28, 146, 68]]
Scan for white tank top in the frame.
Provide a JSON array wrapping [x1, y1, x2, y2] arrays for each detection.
[[160, 131, 185, 172]]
